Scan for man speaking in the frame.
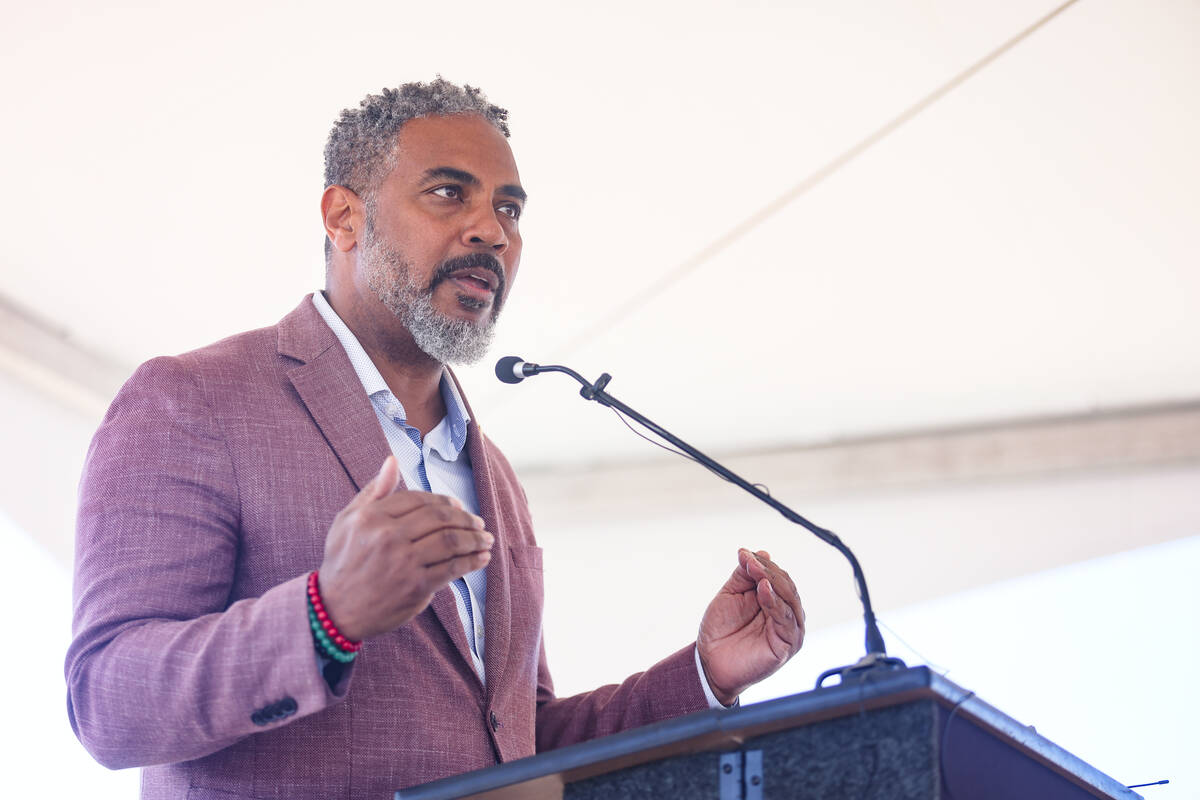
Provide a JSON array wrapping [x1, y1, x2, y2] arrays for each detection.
[[66, 79, 806, 799]]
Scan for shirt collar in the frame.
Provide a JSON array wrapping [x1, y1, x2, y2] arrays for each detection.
[[438, 370, 471, 457], [311, 291, 471, 458]]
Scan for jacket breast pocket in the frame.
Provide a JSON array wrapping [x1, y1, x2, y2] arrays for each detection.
[[507, 544, 544, 637], [508, 543, 543, 570]]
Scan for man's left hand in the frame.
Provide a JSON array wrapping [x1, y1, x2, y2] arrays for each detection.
[[697, 548, 806, 705]]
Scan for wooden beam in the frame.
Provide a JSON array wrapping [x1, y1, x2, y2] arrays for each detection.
[[520, 401, 1200, 529]]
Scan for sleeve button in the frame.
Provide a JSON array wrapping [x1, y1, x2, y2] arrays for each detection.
[[252, 697, 298, 726]]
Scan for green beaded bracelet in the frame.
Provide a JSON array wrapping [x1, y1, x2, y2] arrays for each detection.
[[309, 605, 357, 663], [310, 608, 356, 663]]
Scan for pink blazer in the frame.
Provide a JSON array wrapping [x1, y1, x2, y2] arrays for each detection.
[[66, 296, 707, 799]]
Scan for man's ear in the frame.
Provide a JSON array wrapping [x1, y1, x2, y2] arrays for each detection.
[[321, 185, 364, 254]]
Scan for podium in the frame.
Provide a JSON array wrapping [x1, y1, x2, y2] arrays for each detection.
[[395, 666, 1139, 799]]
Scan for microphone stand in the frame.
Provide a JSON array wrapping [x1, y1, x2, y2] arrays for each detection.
[[516, 363, 906, 686]]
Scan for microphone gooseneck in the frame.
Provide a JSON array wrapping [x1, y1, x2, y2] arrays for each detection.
[[495, 355, 904, 686]]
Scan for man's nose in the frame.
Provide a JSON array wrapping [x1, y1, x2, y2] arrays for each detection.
[[461, 204, 508, 253]]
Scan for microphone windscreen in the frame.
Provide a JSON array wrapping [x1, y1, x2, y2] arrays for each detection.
[[495, 356, 526, 384]]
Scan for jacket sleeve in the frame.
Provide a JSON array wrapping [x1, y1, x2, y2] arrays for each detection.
[[64, 357, 351, 769], [533, 640, 710, 753]]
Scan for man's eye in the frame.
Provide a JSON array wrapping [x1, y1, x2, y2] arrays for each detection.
[[431, 185, 462, 200], [498, 203, 521, 220]]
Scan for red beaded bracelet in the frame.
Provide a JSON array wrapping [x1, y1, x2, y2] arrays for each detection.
[[307, 571, 361, 653]]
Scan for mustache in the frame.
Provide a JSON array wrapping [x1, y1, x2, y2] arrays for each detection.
[[428, 252, 507, 300]]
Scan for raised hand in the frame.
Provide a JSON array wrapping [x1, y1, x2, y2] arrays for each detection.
[[697, 548, 805, 705], [317, 456, 493, 641]]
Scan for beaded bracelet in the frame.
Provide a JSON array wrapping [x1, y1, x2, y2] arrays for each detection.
[[307, 571, 361, 652], [306, 570, 361, 660], [309, 606, 356, 663]]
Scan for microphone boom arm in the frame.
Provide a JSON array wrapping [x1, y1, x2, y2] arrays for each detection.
[[523, 363, 902, 679]]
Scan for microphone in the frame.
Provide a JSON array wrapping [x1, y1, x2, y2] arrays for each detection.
[[495, 357, 596, 394], [495, 356, 536, 384], [495, 355, 904, 686]]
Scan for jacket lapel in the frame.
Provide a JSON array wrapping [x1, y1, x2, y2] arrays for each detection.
[[453, 372, 513, 702], [429, 373, 490, 683], [280, 302, 392, 494], [429, 588, 476, 682]]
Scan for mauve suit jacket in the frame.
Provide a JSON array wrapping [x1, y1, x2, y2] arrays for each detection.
[[66, 296, 707, 799]]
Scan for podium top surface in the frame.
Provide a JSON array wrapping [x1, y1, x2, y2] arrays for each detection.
[[395, 666, 1140, 800]]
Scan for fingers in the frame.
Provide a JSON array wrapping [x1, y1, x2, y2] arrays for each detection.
[[337, 489, 482, 548], [373, 489, 466, 519], [721, 550, 760, 594], [398, 502, 482, 540], [367, 493, 492, 568], [412, 524, 494, 568], [323, 458, 497, 638], [741, 548, 806, 641], [756, 578, 804, 650], [354, 455, 400, 506], [743, 549, 799, 605], [370, 455, 399, 499], [351, 456, 464, 515], [423, 548, 493, 588]]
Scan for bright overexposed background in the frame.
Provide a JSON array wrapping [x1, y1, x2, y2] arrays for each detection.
[[2, 0, 1197, 795]]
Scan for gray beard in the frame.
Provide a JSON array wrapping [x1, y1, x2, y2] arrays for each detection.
[[361, 231, 500, 366]]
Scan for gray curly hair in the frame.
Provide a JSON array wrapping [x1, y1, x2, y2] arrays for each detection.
[[324, 77, 509, 192], [323, 79, 510, 259]]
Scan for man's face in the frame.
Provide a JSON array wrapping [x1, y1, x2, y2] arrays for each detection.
[[358, 113, 525, 365]]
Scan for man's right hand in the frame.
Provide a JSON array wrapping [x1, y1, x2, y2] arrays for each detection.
[[316, 455, 493, 642]]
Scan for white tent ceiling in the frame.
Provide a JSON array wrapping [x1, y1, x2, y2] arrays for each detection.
[[4, 0, 1197, 466], [2, 0, 1198, 578]]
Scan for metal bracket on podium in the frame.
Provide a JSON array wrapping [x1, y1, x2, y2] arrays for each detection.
[[718, 750, 763, 800]]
